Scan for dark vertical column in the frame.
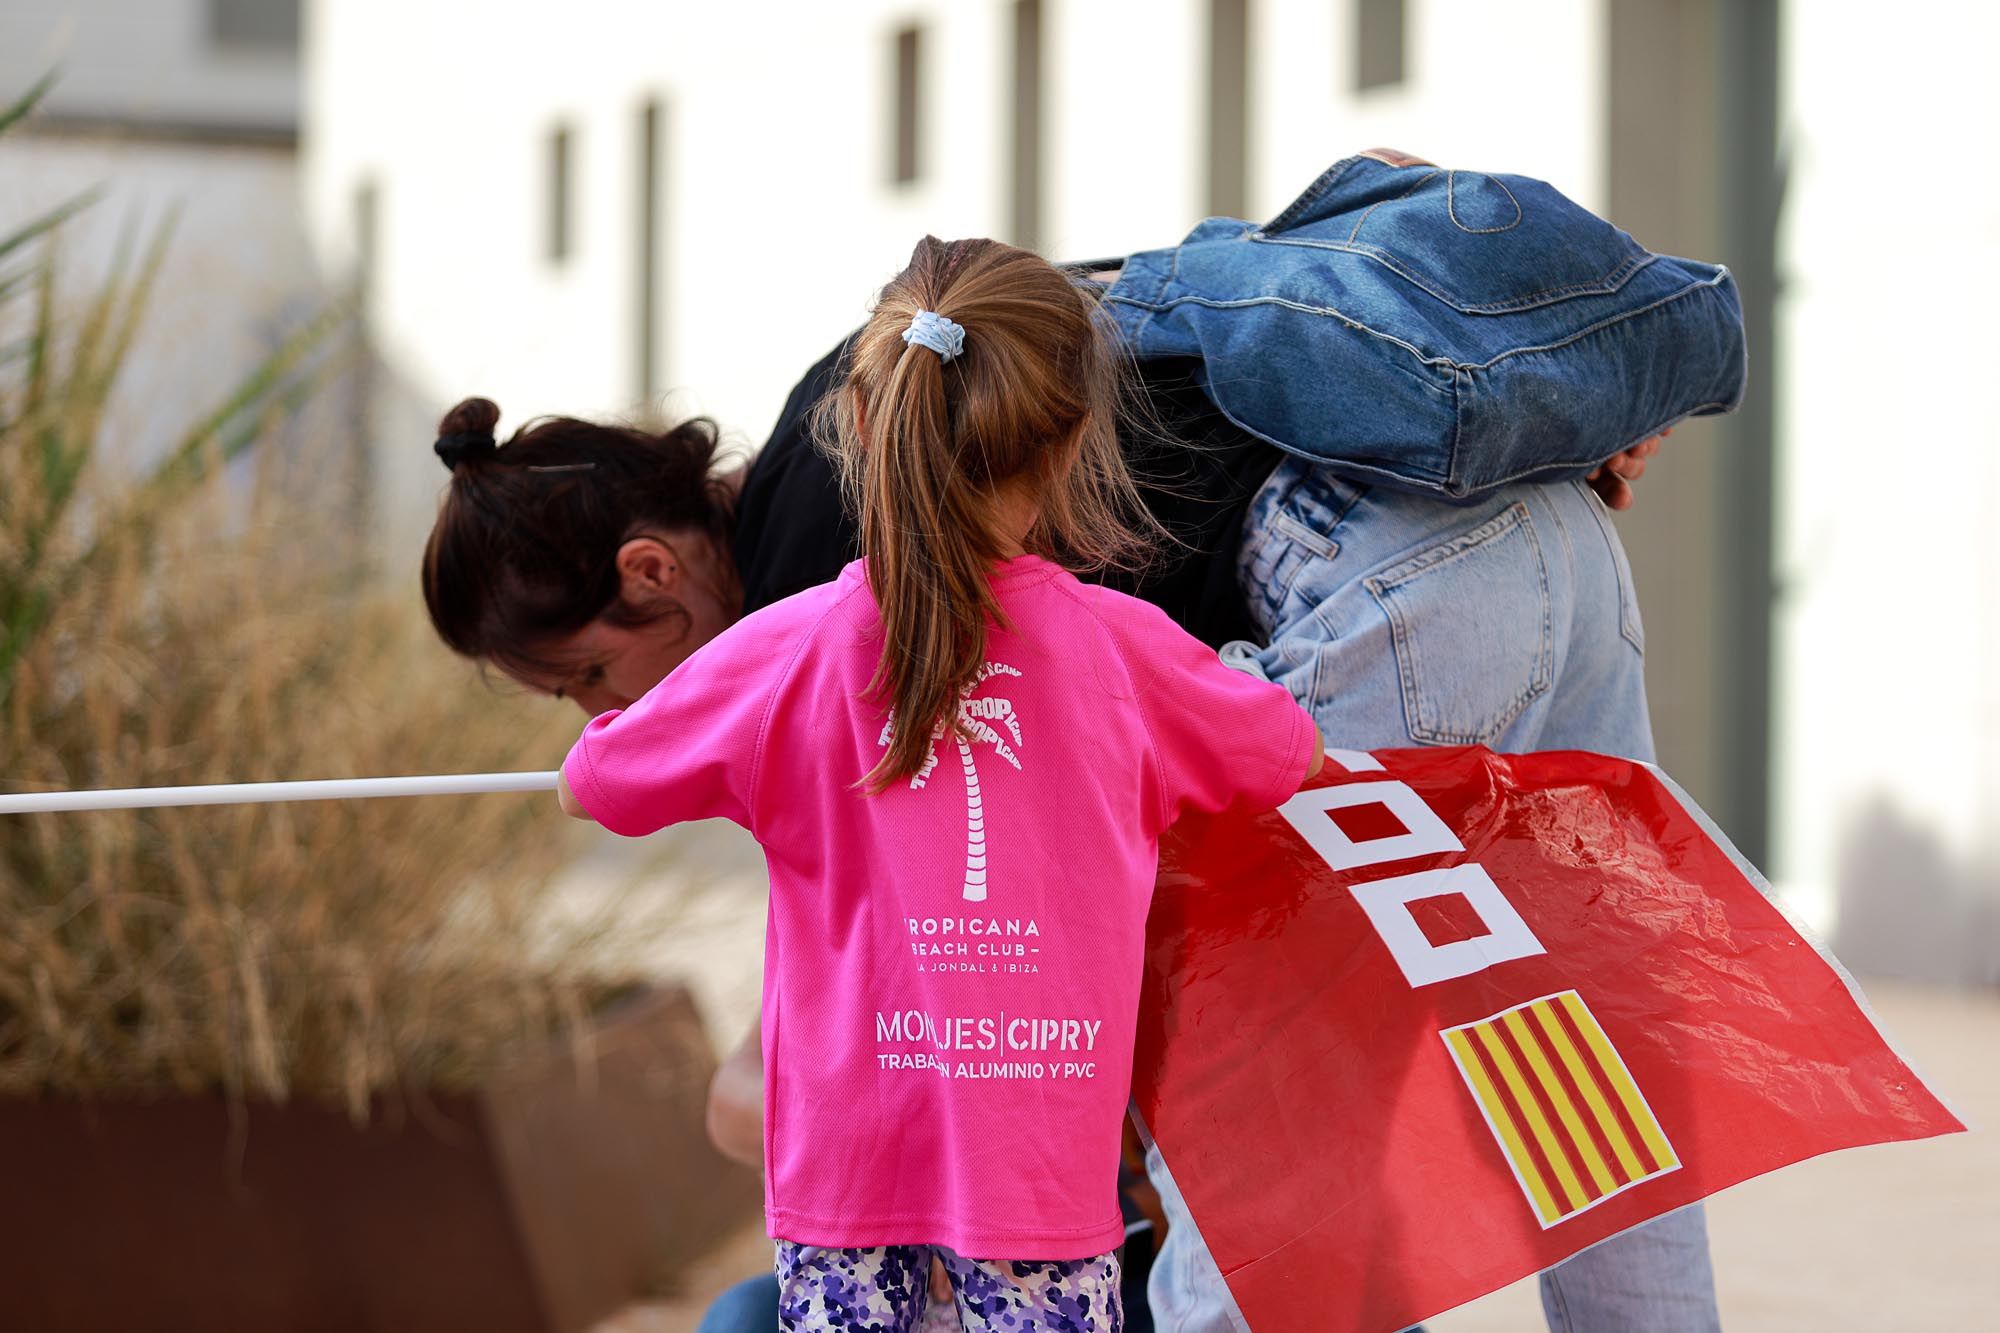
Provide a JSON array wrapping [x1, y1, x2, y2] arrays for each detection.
[[636, 98, 663, 409], [348, 178, 379, 528], [1207, 0, 1250, 217], [1354, 0, 1407, 92], [1710, 0, 1781, 866], [547, 125, 573, 264], [1606, 0, 1780, 864], [1010, 0, 1044, 250]]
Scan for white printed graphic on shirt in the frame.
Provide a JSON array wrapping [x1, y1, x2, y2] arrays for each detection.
[[878, 661, 1023, 902]]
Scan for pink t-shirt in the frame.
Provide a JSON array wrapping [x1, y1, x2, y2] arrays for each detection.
[[563, 556, 1313, 1259]]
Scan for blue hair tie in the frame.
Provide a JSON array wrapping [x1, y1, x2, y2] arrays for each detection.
[[902, 309, 965, 363]]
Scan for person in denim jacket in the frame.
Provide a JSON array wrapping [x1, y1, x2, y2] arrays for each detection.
[[1141, 458, 1718, 1333], [1103, 148, 1744, 500], [1111, 151, 1730, 1333]]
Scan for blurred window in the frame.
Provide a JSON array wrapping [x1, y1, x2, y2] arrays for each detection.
[[636, 99, 665, 404], [1208, 0, 1249, 216], [1355, 0, 1407, 92], [208, 0, 300, 52], [352, 178, 378, 318], [1011, 0, 1043, 249], [548, 126, 574, 264], [892, 25, 923, 185]]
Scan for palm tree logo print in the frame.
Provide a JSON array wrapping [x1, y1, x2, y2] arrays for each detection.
[[878, 662, 1023, 902]]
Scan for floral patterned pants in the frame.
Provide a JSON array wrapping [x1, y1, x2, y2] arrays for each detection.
[[774, 1240, 1122, 1333]]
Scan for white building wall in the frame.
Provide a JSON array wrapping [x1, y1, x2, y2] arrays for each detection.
[[1771, 1, 2000, 976], [305, 0, 1025, 549], [1255, 0, 1605, 220], [1042, 0, 1204, 260]]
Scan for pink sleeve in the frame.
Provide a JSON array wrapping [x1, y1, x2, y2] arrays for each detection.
[[1135, 623, 1316, 833], [561, 616, 799, 838]]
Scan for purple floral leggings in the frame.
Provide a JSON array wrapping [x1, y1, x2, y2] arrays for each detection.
[[774, 1241, 1122, 1332]]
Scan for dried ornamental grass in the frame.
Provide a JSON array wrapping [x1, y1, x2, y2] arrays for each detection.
[[0, 473, 616, 1117], [0, 80, 653, 1113]]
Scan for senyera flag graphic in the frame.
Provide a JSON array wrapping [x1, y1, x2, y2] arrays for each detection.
[[1131, 745, 1965, 1333]]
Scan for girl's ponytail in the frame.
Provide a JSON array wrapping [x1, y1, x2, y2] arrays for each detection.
[[827, 236, 1162, 791]]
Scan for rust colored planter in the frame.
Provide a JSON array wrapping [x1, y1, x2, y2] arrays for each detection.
[[0, 984, 761, 1332]]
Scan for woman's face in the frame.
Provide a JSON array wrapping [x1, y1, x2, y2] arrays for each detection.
[[532, 616, 704, 715], [513, 532, 740, 716]]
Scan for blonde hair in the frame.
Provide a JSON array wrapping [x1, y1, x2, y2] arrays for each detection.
[[826, 236, 1163, 790]]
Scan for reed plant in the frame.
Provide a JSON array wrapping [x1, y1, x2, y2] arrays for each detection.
[[0, 77, 615, 1119]]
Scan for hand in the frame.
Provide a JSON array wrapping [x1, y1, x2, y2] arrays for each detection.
[[555, 770, 596, 822], [1585, 430, 1668, 511]]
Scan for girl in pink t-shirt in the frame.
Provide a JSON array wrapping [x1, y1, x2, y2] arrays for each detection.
[[558, 236, 1320, 1332]]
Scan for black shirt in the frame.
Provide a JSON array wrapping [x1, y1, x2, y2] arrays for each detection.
[[731, 337, 1282, 648]]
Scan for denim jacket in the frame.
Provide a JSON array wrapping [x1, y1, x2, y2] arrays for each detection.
[[1104, 151, 1747, 500]]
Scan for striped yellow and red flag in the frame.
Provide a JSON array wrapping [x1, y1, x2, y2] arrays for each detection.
[[1441, 989, 1679, 1227]]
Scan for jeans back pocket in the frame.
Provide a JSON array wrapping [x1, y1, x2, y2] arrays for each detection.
[[1364, 502, 1554, 745], [1576, 480, 1646, 655], [1239, 461, 1367, 638]]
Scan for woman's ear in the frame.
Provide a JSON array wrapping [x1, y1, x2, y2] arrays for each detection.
[[614, 536, 682, 604], [846, 385, 869, 443]]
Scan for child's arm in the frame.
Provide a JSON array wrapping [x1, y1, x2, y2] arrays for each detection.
[[557, 611, 792, 836], [1137, 624, 1322, 825], [556, 770, 595, 822]]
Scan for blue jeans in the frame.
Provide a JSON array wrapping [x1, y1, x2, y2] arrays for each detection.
[[694, 1274, 777, 1333], [1144, 459, 1720, 1332], [1106, 152, 1745, 500]]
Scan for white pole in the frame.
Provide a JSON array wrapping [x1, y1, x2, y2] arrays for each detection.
[[0, 771, 560, 815]]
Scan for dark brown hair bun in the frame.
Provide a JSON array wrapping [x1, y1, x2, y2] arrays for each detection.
[[434, 397, 502, 471]]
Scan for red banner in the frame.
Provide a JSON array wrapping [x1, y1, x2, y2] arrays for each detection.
[[1133, 747, 1963, 1332]]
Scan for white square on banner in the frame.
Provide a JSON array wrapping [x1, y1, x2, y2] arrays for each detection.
[[1278, 779, 1463, 872], [1351, 864, 1548, 988]]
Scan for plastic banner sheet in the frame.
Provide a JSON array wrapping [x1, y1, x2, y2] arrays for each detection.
[[1132, 746, 1963, 1332]]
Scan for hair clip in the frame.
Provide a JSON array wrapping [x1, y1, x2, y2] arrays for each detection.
[[527, 463, 598, 473]]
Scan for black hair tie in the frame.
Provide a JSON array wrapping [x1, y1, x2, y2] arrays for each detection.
[[434, 430, 498, 472]]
